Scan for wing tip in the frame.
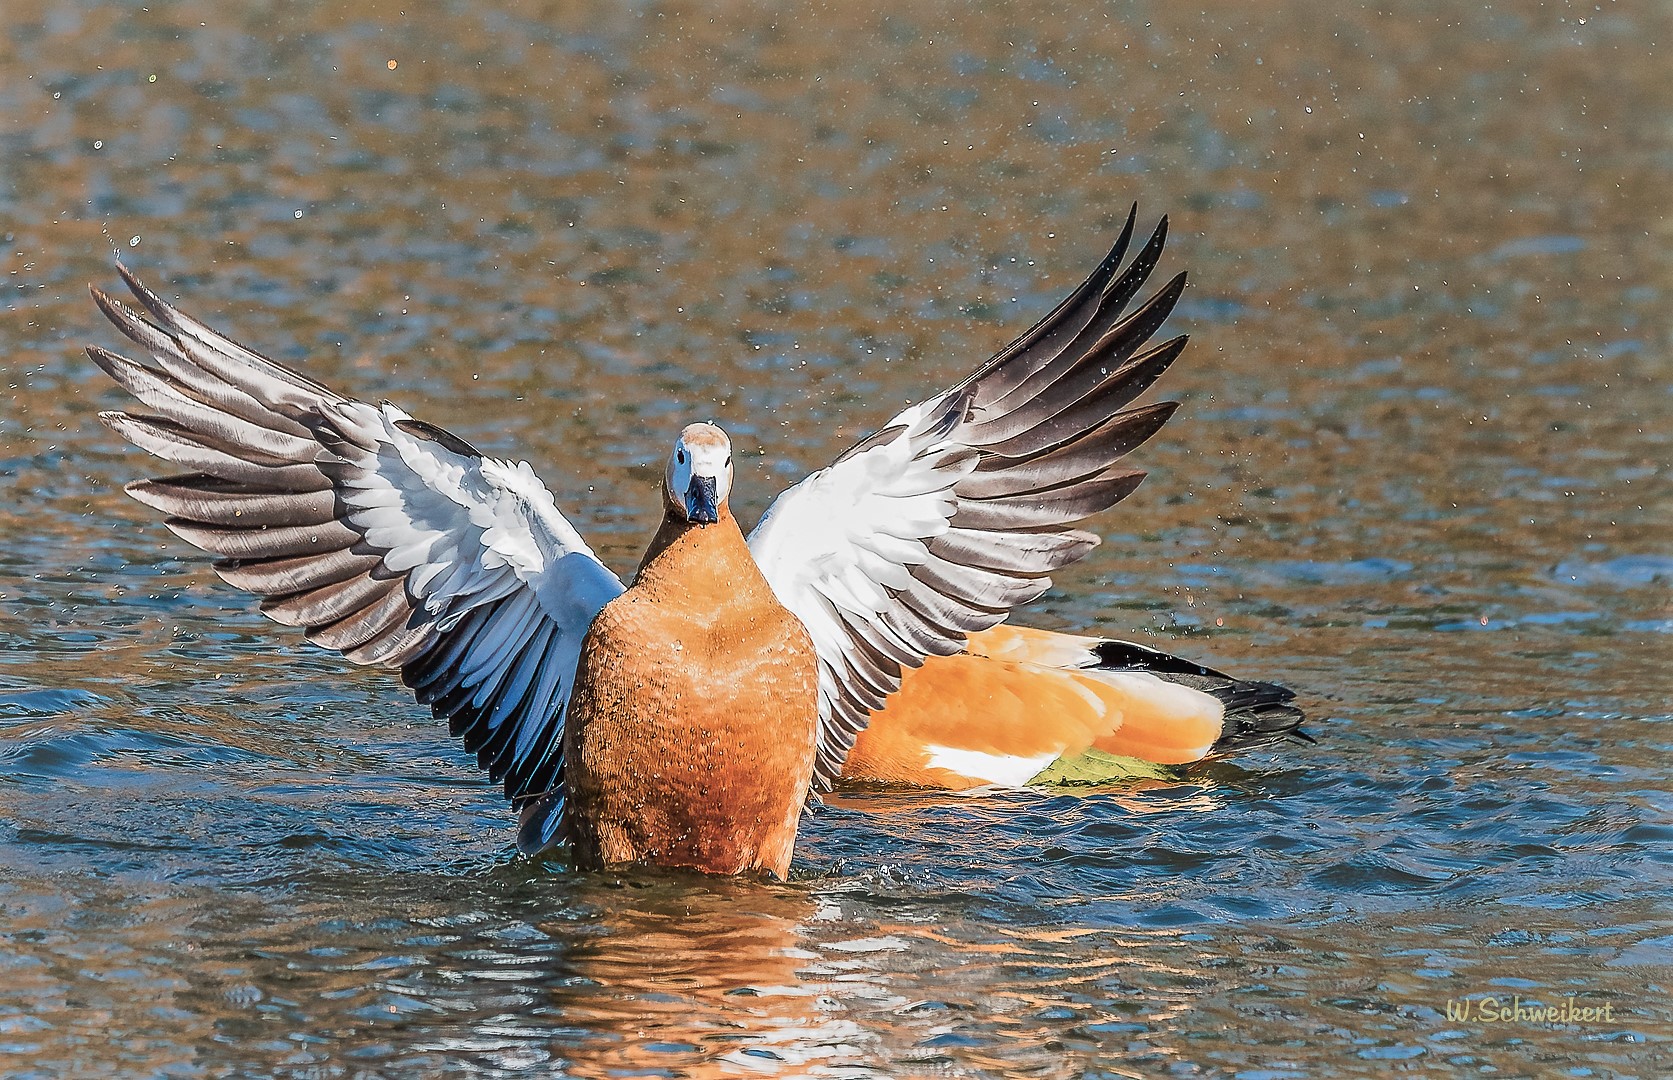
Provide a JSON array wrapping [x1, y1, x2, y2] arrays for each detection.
[[394, 417, 484, 459], [85, 342, 135, 377], [97, 408, 134, 433], [113, 257, 149, 298], [1090, 640, 1315, 752], [89, 283, 139, 328], [515, 789, 568, 856], [1210, 699, 1314, 754], [1104, 202, 1139, 266]]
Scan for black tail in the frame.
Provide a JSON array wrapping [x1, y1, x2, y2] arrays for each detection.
[[1091, 640, 1312, 753]]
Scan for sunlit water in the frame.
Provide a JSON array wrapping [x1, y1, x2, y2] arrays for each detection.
[[2, 1, 1669, 1076]]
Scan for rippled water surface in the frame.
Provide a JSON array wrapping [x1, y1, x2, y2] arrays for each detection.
[[2, 1, 1670, 1076]]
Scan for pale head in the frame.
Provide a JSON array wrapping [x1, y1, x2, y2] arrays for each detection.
[[665, 422, 733, 526]]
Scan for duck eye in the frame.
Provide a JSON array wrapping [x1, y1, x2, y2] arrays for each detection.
[[676, 449, 685, 465]]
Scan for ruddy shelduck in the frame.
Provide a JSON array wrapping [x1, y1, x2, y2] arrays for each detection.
[[85, 207, 1306, 878], [562, 423, 819, 876]]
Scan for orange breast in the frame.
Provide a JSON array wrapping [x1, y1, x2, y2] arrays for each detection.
[[564, 511, 818, 878]]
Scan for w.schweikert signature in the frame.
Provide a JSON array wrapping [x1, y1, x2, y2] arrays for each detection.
[[1445, 996, 1617, 1025]]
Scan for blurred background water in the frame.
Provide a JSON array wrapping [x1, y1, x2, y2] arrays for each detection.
[[1, 1, 1669, 1076]]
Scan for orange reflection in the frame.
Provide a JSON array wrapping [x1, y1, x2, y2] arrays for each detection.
[[536, 874, 859, 1078]]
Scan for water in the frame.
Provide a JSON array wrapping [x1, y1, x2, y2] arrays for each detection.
[[2, 1, 1670, 1075]]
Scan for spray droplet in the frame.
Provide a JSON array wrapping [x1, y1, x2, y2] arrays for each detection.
[[93, 140, 103, 149], [387, 59, 398, 70], [128, 235, 141, 247], [294, 209, 304, 219]]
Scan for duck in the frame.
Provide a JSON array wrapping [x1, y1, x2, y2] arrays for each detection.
[[561, 422, 819, 876], [86, 207, 1306, 878], [845, 624, 1305, 790]]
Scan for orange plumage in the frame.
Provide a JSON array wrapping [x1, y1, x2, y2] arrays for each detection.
[[842, 626, 1226, 789], [564, 504, 819, 878], [563, 425, 818, 878], [86, 224, 1308, 879]]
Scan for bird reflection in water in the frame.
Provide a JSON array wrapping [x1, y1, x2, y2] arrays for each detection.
[[529, 873, 858, 1077]]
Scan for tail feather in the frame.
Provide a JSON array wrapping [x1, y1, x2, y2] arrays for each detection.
[[1090, 638, 1311, 753], [843, 625, 1313, 790], [1211, 696, 1313, 752]]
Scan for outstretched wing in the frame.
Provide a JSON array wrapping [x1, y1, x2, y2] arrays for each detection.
[[88, 266, 623, 851], [748, 208, 1187, 789]]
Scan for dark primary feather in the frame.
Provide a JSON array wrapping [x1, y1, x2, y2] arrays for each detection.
[[787, 209, 1199, 789], [933, 216, 1188, 587], [395, 417, 483, 458], [88, 265, 608, 825], [1092, 639, 1312, 752]]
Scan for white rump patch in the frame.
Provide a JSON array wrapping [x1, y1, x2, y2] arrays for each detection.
[[922, 745, 1060, 787]]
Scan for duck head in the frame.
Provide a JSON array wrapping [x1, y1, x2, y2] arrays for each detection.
[[664, 422, 733, 527]]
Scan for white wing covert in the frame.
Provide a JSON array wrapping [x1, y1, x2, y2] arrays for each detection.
[[89, 267, 622, 851], [748, 209, 1189, 789]]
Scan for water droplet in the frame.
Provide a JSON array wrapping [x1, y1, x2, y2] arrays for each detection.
[[294, 209, 304, 219], [128, 235, 141, 247]]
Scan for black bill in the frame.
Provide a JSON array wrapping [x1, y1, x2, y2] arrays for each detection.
[[685, 474, 719, 525]]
